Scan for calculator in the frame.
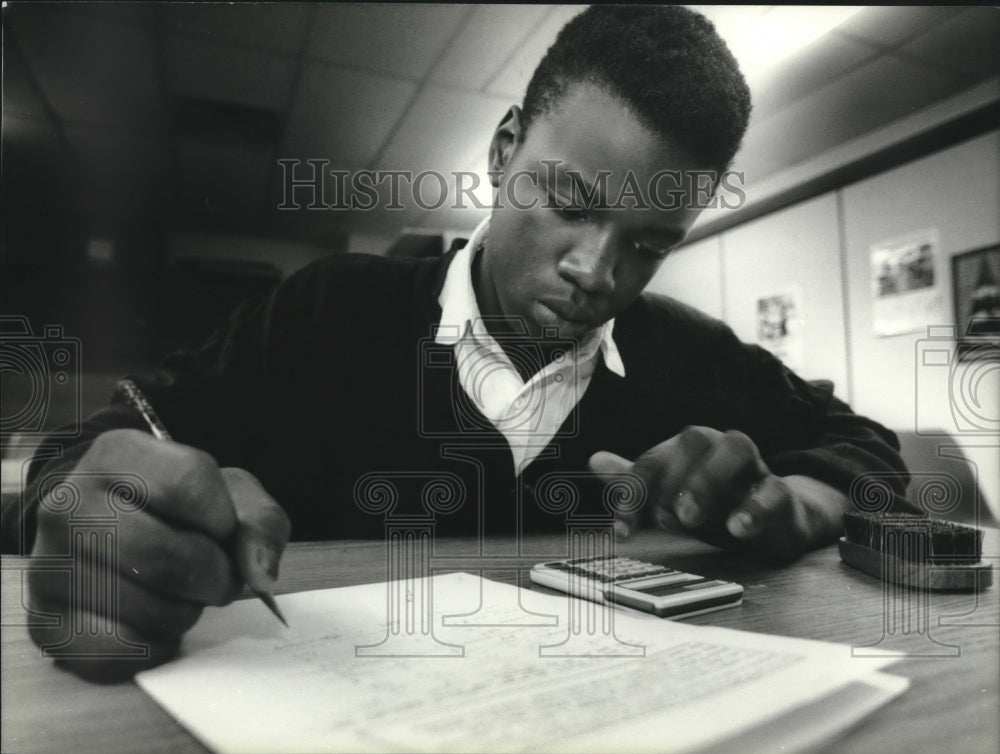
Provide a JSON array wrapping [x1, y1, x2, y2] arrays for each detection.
[[530, 556, 743, 619]]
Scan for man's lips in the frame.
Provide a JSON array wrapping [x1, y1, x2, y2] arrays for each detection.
[[538, 300, 602, 326]]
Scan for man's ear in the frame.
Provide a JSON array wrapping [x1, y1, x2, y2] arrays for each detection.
[[488, 106, 524, 188]]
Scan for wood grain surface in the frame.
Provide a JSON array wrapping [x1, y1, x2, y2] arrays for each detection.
[[3, 529, 998, 753]]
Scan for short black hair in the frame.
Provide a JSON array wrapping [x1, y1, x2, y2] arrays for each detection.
[[522, 5, 752, 173]]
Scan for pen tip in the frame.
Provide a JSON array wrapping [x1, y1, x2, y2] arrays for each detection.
[[258, 591, 288, 627]]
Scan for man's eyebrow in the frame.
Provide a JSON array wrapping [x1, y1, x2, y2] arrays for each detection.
[[542, 161, 606, 202], [638, 227, 685, 247]]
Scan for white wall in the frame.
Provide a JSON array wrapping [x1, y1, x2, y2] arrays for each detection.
[[842, 131, 1000, 517], [645, 236, 724, 320], [645, 131, 1000, 518], [720, 193, 850, 401], [842, 131, 1000, 430], [646, 194, 850, 401]]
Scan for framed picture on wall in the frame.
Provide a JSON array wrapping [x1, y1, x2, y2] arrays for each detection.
[[951, 244, 1000, 362]]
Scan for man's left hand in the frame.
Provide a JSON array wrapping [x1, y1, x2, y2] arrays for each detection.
[[589, 426, 848, 564]]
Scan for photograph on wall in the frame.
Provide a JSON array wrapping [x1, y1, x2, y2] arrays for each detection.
[[952, 244, 1000, 362], [870, 228, 943, 336], [755, 287, 803, 372]]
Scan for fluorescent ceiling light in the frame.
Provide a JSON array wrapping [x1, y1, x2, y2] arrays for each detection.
[[692, 5, 865, 80]]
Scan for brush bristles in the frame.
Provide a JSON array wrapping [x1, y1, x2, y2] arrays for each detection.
[[843, 512, 983, 564]]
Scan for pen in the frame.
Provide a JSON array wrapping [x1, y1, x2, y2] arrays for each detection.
[[116, 378, 288, 626]]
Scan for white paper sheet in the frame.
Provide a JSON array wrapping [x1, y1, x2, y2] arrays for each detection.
[[137, 573, 907, 753], [870, 228, 943, 336]]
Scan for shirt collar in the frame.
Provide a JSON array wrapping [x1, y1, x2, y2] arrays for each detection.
[[435, 217, 625, 378]]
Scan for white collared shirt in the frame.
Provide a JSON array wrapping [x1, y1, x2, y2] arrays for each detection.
[[435, 217, 625, 473]]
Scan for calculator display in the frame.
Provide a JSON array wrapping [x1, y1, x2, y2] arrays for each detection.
[[634, 579, 729, 597]]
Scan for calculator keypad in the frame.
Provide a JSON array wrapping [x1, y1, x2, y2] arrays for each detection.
[[549, 556, 676, 583]]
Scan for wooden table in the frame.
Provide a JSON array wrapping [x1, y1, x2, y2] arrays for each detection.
[[3, 529, 998, 753]]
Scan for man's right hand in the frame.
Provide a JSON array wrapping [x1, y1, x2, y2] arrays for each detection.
[[27, 429, 291, 682]]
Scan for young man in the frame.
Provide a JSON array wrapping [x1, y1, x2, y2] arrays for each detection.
[[18, 6, 908, 679]]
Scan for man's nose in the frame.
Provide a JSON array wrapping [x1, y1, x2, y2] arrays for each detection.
[[557, 231, 616, 294]]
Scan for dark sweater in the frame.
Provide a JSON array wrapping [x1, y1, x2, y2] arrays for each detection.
[[10, 247, 910, 550]]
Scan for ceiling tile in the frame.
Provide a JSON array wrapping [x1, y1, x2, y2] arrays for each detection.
[[63, 124, 169, 220], [280, 63, 417, 167], [898, 7, 1000, 81], [61, 2, 156, 27], [64, 125, 168, 180], [837, 6, 964, 49], [2, 115, 70, 174], [8, 4, 164, 133], [3, 110, 84, 229], [430, 5, 552, 91], [175, 139, 274, 231], [166, 35, 298, 110], [2, 40, 49, 123], [749, 32, 881, 118], [263, 172, 433, 238], [5, 1, 988, 248], [261, 169, 380, 239], [735, 55, 957, 182], [368, 88, 508, 228], [162, 3, 311, 55], [375, 86, 511, 173], [307, 5, 471, 80], [483, 5, 588, 99]]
